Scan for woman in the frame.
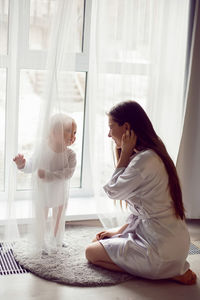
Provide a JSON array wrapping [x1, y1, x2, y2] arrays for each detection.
[[85, 101, 196, 285]]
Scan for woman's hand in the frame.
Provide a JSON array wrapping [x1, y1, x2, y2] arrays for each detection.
[[121, 130, 137, 156], [96, 230, 118, 241], [116, 130, 137, 168], [13, 154, 26, 169]]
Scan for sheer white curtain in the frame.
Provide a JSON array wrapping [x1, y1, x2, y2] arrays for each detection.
[[146, 1, 190, 162], [177, 0, 200, 219], [89, 0, 190, 228], [2, 0, 79, 253]]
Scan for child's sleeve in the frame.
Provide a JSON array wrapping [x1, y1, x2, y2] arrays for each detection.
[[44, 150, 77, 181]]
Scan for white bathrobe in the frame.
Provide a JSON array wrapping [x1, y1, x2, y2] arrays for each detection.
[[22, 145, 76, 208], [101, 149, 190, 279]]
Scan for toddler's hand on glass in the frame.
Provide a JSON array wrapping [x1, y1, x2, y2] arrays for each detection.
[[38, 169, 45, 179], [13, 154, 26, 169]]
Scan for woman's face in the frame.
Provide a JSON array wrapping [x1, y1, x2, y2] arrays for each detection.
[[108, 116, 127, 148]]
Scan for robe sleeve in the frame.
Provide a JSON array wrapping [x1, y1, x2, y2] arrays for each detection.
[[103, 164, 144, 201]]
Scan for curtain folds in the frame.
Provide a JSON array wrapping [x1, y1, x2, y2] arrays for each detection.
[[89, 0, 191, 228], [3, 0, 79, 253], [177, 0, 200, 219]]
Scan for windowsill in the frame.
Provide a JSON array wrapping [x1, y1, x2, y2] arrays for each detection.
[[66, 197, 98, 221], [0, 197, 98, 223]]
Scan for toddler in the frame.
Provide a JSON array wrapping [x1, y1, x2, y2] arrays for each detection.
[[13, 113, 77, 251]]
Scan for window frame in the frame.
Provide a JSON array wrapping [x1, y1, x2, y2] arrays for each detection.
[[0, 0, 93, 202]]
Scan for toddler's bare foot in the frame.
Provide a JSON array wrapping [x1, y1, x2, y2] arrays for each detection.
[[172, 269, 197, 285]]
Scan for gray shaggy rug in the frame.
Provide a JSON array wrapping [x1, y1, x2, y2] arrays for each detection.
[[13, 225, 133, 287]]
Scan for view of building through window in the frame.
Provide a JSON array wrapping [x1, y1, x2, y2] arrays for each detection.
[[0, 0, 86, 193], [29, 0, 84, 52], [17, 70, 85, 190]]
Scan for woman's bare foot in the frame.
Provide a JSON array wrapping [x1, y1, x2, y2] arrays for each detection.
[[172, 269, 197, 285]]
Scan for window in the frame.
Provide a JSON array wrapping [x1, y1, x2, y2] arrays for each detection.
[[17, 70, 86, 190], [0, 0, 92, 205], [0, 0, 8, 55], [0, 0, 191, 220], [0, 0, 8, 192], [0, 68, 6, 191], [29, 0, 85, 52]]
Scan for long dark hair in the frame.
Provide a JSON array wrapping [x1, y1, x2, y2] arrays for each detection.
[[109, 100, 185, 219]]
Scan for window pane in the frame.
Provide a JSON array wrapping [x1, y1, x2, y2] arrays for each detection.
[[0, 0, 9, 55], [0, 69, 6, 191], [29, 0, 85, 52], [17, 69, 86, 190]]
